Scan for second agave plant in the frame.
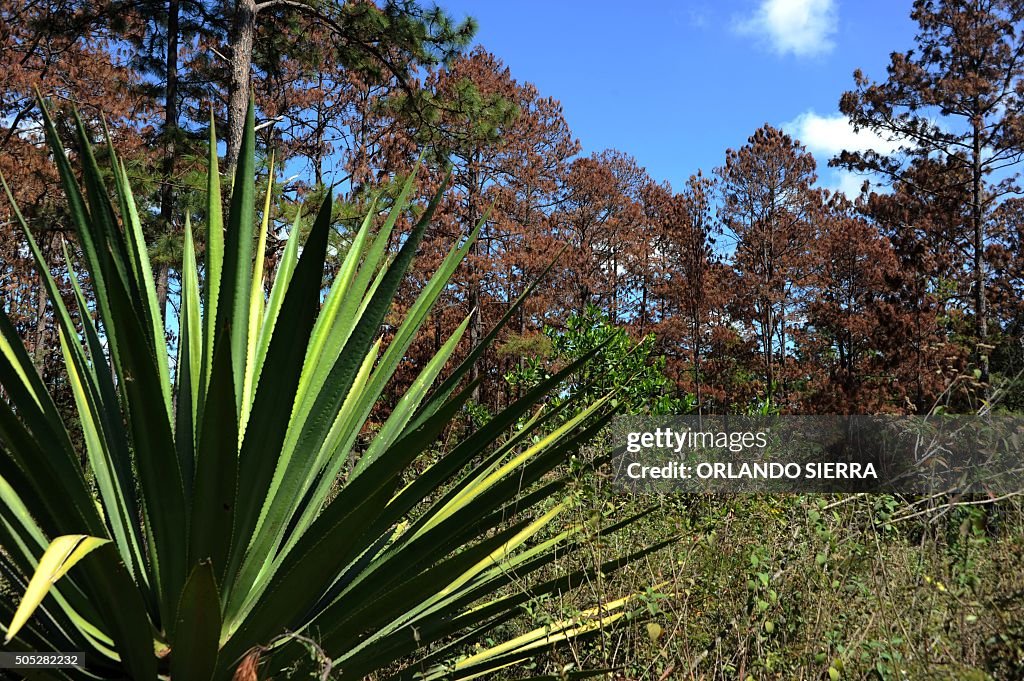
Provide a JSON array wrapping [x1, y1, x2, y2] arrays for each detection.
[[0, 99, 668, 680]]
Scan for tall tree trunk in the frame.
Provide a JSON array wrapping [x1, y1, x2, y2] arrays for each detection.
[[156, 0, 181, 322], [779, 294, 786, 404], [762, 303, 774, 402], [226, 0, 257, 177], [692, 318, 702, 419], [156, 266, 170, 325], [914, 275, 926, 413], [518, 199, 532, 376], [467, 161, 482, 403], [33, 264, 49, 370], [313, 73, 325, 186], [638, 246, 649, 336], [610, 252, 618, 321], [972, 117, 989, 384]]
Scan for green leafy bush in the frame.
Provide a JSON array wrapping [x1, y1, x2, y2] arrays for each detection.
[[504, 304, 693, 417]]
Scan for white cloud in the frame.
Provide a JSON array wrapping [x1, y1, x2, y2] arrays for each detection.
[[783, 112, 907, 199], [784, 111, 905, 157], [831, 170, 869, 198], [736, 0, 838, 58]]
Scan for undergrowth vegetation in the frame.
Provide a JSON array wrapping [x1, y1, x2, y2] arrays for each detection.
[[481, 310, 1024, 680], [483, 483, 1024, 680]]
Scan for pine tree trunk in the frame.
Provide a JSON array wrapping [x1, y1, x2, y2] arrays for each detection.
[[467, 154, 483, 404], [779, 295, 786, 404], [972, 118, 989, 383], [692, 318, 702, 418], [226, 0, 257, 177], [33, 267, 49, 369], [468, 242, 482, 402], [156, 0, 181, 324], [763, 303, 774, 402], [156, 264, 170, 324], [314, 73, 325, 186], [639, 250, 648, 336]]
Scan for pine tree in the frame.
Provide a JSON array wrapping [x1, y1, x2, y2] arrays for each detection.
[[836, 0, 1024, 382], [717, 125, 820, 404]]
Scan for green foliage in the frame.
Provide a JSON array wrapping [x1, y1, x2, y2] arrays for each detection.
[[497, 331, 553, 361], [505, 304, 693, 418], [0, 101, 656, 680]]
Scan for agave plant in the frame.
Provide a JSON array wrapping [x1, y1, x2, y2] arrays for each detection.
[[0, 102, 669, 680]]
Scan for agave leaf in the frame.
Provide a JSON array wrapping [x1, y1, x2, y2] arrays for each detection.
[[401, 413, 615, 579], [203, 109, 225, 405], [380, 593, 643, 681], [240, 152, 275, 436], [69, 112, 143, 334], [272, 337, 382, 558], [260, 201, 381, 530], [0, 322, 43, 412], [318, 518, 546, 679], [227, 377, 476, 641], [415, 394, 615, 539], [380, 346, 604, 536], [219, 377, 475, 661], [515, 672, 619, 681], [5, 535, 110, 644], [0, 475, 118, 658], [170, 561, 221, 681], [35, 101, 113, 339], [314, 337, 383, 476], [414, 242, 570, 426], [269, 169, 423, 504], [61, 246, 150, 594], [110, 156, 172, 420], [224, 171, 450, 619], [439, 593, 642, 677], [268, 396, 618, 677], [222, 190, 335, 610], [0, 313, 104, 538], [278, 312, 472, 563], [348, 214, 485, 478], [425, 537, 679, 661], [0, 177, 109, 537], [294, 194, 379, 414], [329, 502, 567, 663], [219, 98, 257, 410], [189, 329, 240, 581], [366, 412, 617, 620], [247, 207, 302, 402], [177, 215, 204, 493], [323, 162, 420, 350], [58, 330, 144, 581], [36, 96, 187, 617], [74, 544, 160, 680], [303, 359, 607, 637]]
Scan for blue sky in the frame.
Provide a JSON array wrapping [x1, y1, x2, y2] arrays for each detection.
[[438, 0, 919, 196]]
